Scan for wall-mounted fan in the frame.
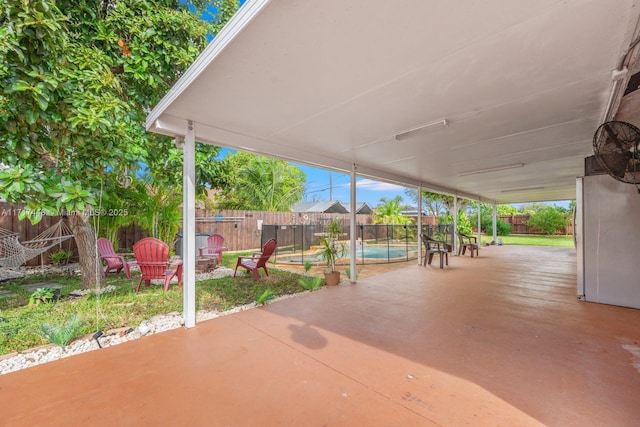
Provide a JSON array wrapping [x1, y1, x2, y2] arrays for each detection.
[[592, 121, 640, 189]]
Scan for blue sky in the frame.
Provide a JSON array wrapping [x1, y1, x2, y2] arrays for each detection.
[[292, 164, 407, 207]]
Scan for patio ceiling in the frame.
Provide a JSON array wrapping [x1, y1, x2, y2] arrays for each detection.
[[147, 0, 640, 204]]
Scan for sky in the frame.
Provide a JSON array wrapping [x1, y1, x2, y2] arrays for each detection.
[[293, 164, 407, 207]]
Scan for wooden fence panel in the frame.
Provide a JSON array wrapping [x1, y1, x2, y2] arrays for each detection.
[[0, 203, 79, 266], [497, 214, 573, 235]]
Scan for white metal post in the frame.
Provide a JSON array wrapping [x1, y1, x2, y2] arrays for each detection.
[[182, 122, 196, 328], [453, 196, 458, 255], [492, 204, 497, 243], [350, 164, 357, 283], [477, 199, 482, 252], [417, 186, 422, 265]]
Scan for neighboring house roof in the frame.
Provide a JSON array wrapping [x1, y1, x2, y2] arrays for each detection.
[[343, 202, 373, 215], [292, 201, 348, 214]]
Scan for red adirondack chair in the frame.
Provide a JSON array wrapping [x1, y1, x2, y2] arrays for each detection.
[[97, 237, 136, 279], [133, 237, 183, 292], [198, 233, 225, 264], [234, 238, 277, 280]]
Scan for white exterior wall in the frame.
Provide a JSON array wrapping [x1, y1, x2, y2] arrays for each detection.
[[579, 175, 640, 309]]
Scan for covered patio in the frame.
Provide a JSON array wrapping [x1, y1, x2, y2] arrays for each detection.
[[3, 246, 639, 426], [146, 0, 640, 324]]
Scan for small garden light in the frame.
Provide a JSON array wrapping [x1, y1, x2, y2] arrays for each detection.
[[92, 331, 104, 348]]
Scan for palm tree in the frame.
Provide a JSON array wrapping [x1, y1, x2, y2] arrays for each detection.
[[373, 196, 411, 225], [222, 154, 305, 211]]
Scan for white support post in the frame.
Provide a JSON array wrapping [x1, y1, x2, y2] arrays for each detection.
[[417, 186, 422, 265], [350, 164, 357, 283], [182, 122, 196, 328], [492, 204, 497, 243], [453, 196, 458, 255], [477, 199, 482, 251]]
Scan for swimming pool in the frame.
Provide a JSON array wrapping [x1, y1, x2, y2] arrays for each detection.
[[348, 245, 416, 259], [276, 244, 419, 264]]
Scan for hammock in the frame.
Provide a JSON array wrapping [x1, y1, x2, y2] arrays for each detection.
[[0, 220, 74, 268]]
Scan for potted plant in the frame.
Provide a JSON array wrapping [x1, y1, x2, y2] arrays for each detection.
[[319, 218, 345, 286]]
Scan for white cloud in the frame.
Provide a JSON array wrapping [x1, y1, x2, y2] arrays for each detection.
[[354, 179, 405, 192]]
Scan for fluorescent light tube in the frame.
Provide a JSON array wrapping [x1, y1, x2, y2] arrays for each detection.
[[501, 186, 545, 193], [395, 119, 448, 140], [459, 163, 524, 177]]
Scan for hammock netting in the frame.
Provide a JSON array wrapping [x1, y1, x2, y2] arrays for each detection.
[[0, 220, 74, 268]]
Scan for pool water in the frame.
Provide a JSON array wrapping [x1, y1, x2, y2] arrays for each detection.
[[277, 245, 418, 263], [347, 245, 417, 259]]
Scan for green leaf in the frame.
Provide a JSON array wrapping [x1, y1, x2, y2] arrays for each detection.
[[24, 110, 39, 124], [11, 80, 32, 91], [35, 94, 49, 110]]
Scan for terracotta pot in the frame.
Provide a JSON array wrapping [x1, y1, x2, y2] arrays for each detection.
[[324, 271, 341, 286]]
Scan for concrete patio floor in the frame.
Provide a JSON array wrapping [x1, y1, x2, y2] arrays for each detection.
[[2, 245, 640, 426]]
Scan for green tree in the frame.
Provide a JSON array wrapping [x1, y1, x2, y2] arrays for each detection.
[[456, 213, 473, 235], [497, 204, 518, 215], [0, 0, 239, 288], [527, 205, 568, 235], [373, 196, 411, 225], [517, 202, 552, 215], [219, 152, 306, 211], [405, 189, 474, 218], [404, 189, 447, 216]]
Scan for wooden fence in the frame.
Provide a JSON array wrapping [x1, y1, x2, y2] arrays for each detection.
[[496, 214, 573, 235], [0, 204, 79, 266]]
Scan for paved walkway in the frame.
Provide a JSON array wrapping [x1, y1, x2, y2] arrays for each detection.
[[2, 245, 640, 426]]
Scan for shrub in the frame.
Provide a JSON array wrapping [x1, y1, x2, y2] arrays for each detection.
[[49, 250, 73, 265], [29, 288, 57, 306], [39, 314, 86, 349], [456, 214, 473, 235], [481, 217, 512, 236], [298, 276, 322, 291], [255, 289, 276, 306], [297, 260, 323, 291], [527, 205, 567, 235]]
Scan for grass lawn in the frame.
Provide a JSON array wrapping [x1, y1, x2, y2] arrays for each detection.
[[480, 234, 574, 247], [0, 251, 310, 356]]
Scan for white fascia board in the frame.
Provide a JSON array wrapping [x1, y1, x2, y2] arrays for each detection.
[[147, 115, 189, 137], [145, 0, 271, 131]]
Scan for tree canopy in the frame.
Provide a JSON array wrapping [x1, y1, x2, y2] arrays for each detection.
[[373, 196, 411, 225], [217, 152, 306, 211], [0, 0, 239, 287], [0, 0, 238, 220], [404, 189, 472, 216]]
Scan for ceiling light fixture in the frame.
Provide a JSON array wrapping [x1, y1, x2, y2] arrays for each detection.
[[501, 186, 545, 193], [382, 156, 416, 165], [238, 145, 257, 152], [394, 119, 448, 140], [459, 163, 524, 177]]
